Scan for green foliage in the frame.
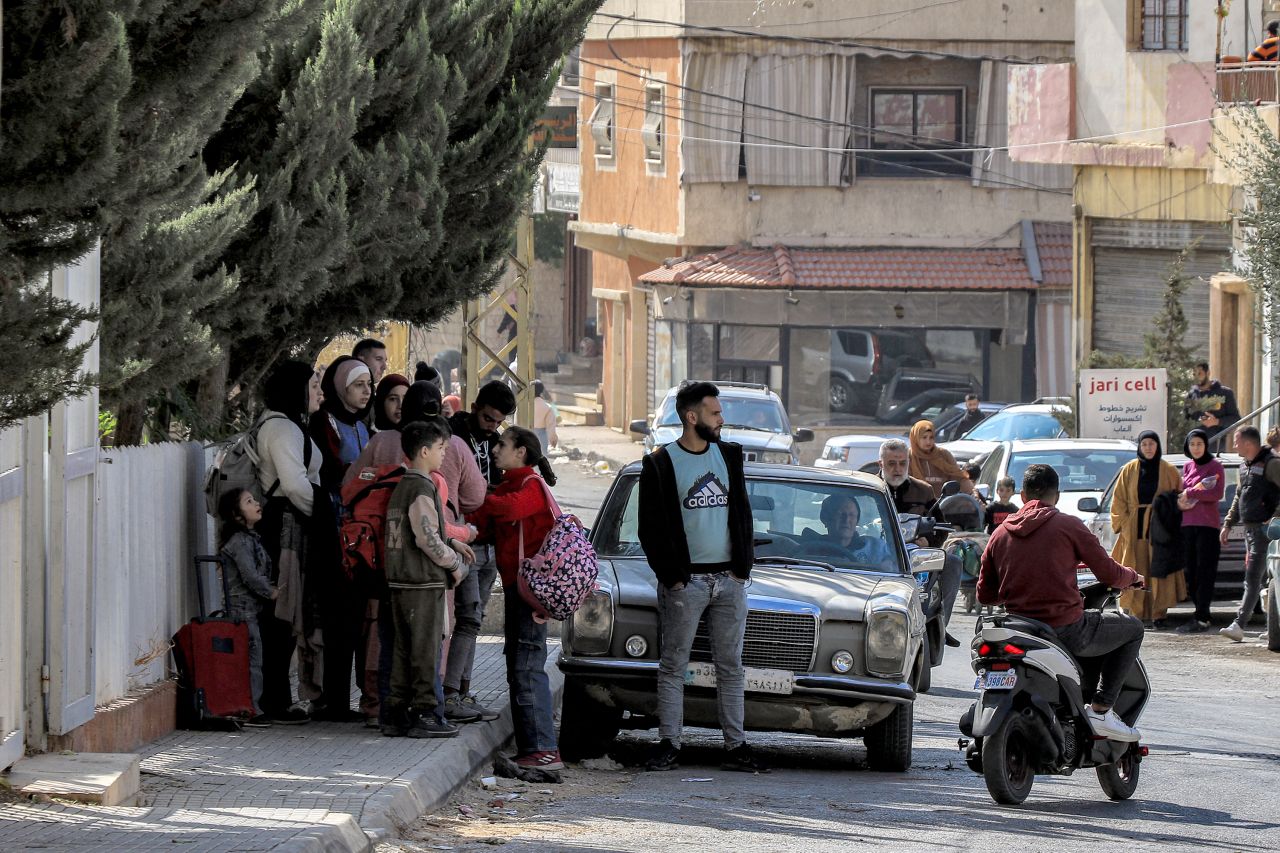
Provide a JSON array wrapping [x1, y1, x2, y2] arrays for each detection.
[[0, 283, 99, 431], [534, 213, 567, 264], [1222, 107, 1280, 341]]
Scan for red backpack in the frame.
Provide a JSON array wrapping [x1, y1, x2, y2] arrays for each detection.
[[339, 464, 405, 580]]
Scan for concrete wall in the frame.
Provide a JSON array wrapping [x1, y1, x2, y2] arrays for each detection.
[[589, 0, 1074, 43]]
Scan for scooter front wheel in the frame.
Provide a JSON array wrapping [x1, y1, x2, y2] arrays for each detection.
[[981, 714, 1035, 805], [1096, 748, 1140, 800]]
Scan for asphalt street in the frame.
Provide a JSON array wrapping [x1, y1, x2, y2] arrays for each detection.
[[399, 456, 1280, 853]]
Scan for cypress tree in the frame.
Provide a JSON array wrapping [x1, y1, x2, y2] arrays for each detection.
[[0, 2, 131, 426], [100, 1, 294, 444]]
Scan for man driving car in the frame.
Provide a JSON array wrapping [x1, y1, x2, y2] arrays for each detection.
[[804, 494, 895, 570], [978, 464, 1146, 742]]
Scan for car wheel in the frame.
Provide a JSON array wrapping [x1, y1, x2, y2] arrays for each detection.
[[1267, 570, 1280, 652], [864, 702, 913, 772], [558, 678, 622, 762], [829, 376, 855, 413]]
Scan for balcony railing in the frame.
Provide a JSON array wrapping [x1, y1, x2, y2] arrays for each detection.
[[1218, 60, 1280, 104]]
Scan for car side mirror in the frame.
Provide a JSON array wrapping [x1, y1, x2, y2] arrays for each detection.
[[909, 548, 946, 574], [629, 419, 650, 436], [793, 428, 815, 443], [975, 484, 991, 501], [1078, 497, 1100, 514]]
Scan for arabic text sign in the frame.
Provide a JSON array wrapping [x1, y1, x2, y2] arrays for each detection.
[[1078, 369, 1167, 443]]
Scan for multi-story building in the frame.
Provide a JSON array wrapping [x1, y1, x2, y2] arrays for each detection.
[[1010, 0, 1280, 417], [573, 0, 1075, 433]]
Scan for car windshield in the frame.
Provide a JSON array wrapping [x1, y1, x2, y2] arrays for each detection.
[[964, 411, 1063, 442], [1007, 448, 1133, 493], [593, 474, 903, 575], [655, 396, 786, 433]]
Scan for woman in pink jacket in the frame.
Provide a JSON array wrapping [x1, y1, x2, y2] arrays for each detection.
[[1177, 428, 1226, 634]]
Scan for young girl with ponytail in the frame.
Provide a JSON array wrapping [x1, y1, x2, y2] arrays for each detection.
[[470, 426, 562, 771]]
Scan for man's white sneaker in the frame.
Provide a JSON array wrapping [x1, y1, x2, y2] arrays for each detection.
[[1085, 708, 1140, 742], [1219, 621, 1245, 643]]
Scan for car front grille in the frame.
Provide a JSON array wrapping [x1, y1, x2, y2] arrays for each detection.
[[690, 610, 817, 673]]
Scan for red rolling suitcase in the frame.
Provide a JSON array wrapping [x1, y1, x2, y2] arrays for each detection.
[[172, 555, 254, 728]]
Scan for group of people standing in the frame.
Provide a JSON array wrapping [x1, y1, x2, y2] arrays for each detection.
[[214, 339, 566, 771]]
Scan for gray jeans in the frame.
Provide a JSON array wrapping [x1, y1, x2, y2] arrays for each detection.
[[444, 545, 498, 693], [1237, 524, 1269, 626], [656, 571, 748, 748], [1054, 611, 1144, 708]]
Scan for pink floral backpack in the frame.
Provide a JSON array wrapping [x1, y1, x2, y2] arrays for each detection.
[[517, 476, 599, 622]]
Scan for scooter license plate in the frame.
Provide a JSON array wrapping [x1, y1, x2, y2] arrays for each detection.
[[974, 672, 1018, 691]]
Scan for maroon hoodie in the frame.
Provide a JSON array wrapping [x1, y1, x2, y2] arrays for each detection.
[[978, 500, 1140, 627]]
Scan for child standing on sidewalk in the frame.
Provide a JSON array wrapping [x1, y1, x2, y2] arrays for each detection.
[[383, 420, 473, 738], [217, 488, 278, 726], [470, 426, 563, 771]]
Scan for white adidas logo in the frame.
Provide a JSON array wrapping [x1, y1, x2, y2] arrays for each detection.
[[684, 473, 729, 509]]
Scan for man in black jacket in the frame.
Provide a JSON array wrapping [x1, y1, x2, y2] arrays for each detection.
[[638, 381, 766, 773]]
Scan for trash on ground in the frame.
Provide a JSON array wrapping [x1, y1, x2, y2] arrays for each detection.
[[479, 776, 498, 789], [681, 777, 714, 783], [578, 756, 623, 771]]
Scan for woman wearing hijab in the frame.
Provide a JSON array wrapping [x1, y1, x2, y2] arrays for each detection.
[[1176, 428, 1226, 634], [310, 355, 374, 494], [1111, 430, 1184, 628], [373, 373, 410, 433], [908, 419, 965, 499]]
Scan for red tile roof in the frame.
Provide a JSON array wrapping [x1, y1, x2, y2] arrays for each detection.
[[1032, 221, 1072, 289], [640, 243, 1038, 291]]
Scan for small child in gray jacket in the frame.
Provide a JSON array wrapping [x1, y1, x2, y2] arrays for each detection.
[[218, 488, 277, 725]]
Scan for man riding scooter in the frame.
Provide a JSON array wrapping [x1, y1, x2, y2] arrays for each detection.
[[978, 464, 1147, 742]]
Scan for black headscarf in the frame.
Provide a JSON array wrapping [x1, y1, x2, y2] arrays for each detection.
[[373, 373, 411, 432], [1183, 427, 1214, 466], [1136, 429, 1163, 506], [263, 360, 315, 426], [401, 380, 443, 425], [319, 355, 368, 426]]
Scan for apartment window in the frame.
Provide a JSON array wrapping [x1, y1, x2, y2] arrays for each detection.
[[642, 84, 664, 164], [861, 87, 967, 177], [1138, 0, 1188, 51], [589, 83, 614, 160], [562, 45, 581, 87]]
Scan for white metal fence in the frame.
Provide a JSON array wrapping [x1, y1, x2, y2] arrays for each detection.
[[95, 442, 213, 705]]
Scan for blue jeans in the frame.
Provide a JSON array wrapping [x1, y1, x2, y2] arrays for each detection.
[[503, 587, 557, 754], [445, 546, 498, 693], [656, 571, 748, 748]]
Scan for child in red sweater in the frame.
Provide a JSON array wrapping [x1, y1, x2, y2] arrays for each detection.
[[470, 426, 561, 772]]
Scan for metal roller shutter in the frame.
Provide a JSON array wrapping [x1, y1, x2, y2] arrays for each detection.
[[1090, 219, 1231, 360]]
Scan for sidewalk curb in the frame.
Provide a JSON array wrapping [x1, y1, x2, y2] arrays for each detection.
[[358, 654, 566, 845], [276, 814, 372, 853]]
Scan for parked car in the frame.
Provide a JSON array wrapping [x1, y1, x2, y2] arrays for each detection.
[[813, 399, 1008, 473], [559, 463, 949, 770], [630, 381, 814, 464], [1082, 453, 1246, 602], [933, 401, 1009, 443], [875, 368, 981, 421], [828, 329, 936, 413], [972, 439, 1136, 522], [815, 434, 902, 473], [941, 403, 1069, 467]]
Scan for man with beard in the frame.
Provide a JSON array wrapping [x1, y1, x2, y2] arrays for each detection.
[[442, 380, 516, 721], [879, 438, 962, 647], [637, 381, 766, 774]]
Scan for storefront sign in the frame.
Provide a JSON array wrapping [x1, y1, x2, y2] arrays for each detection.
[[535, 106, 577, 149], [545, 161, 580, 214], [1078, 368, 1168, 442]]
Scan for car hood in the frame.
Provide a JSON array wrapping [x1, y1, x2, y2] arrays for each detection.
[[601, 558, 910, 622], [940, 439, 998, 461], [651, 425, 793, 452]]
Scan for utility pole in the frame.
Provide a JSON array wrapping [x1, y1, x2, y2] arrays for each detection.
[[461, 209, 536, 427]]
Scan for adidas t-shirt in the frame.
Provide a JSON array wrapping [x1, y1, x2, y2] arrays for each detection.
[[667, 441, 732, 565]]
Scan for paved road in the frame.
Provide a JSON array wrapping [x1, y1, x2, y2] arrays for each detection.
[[399, 461, 1280, 852]]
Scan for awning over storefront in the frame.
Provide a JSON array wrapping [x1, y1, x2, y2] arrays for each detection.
[[638, 243, 1039, 343]]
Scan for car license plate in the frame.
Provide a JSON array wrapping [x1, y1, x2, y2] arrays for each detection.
[[685, 662, 794, 695], [974, 672, 1018, 691]]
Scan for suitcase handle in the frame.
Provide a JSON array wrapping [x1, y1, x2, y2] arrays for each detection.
[[194, 555, 232, 620]]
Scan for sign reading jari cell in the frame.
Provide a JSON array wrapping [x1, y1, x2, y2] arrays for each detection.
[[1078, 368, 1168, 443]]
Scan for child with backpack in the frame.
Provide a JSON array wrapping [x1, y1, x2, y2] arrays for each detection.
[[382, 420, 473, 738], [217, 488, 278, 726], [469, 426, 563, 772]]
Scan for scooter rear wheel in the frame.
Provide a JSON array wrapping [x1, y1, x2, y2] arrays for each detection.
[[981, 714, 1035, 805], [1096, 749, 1140, 800]]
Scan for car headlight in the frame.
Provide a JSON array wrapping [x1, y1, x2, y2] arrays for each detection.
[[865, 610, 908, 677], [830, 650, 854, 674], [569, 590, 613, 655], [760, 451, 792, 464]]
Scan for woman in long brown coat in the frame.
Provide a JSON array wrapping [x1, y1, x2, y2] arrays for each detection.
[[908, 419, 965, 499], [1111, 430, 1185, 628]]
